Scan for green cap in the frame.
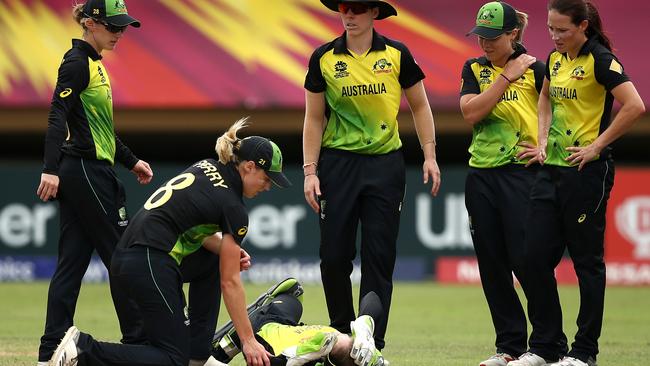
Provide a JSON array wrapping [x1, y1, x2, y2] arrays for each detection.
[[83, 0, 140, 27], [467, 1, 517, 39], [237, 136, 291, 188]]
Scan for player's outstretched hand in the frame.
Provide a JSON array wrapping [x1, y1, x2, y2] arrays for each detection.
[[303, 175, 321, 213], [37, 173, 60, 202], [241, 337, 271, 366], [423, 158, 441, 196], [131, 160, 153, 184]]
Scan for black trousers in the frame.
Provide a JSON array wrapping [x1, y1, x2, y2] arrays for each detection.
[[39, 156, 144, 362], [317, 148, 405, 350], [180, 247, 221, 361], [77, 246, 190, 366], [465, 165, 536, 357], [522, 160, 614, 363]]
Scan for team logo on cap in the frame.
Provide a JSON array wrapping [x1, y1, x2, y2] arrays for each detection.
[[238, 226, 248, 235], [334, 61, 350, 79], [477, 9, 496, 25], [115, 0, 127, 13]]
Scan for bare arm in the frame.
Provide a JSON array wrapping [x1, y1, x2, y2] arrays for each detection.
[[302, 90, 326, 213], [460, 54, 536, 125], [522, 77, 552, 166], [566, 81, 645, 170], [220, 235, 270, 366], [404, 81, 440, 196]]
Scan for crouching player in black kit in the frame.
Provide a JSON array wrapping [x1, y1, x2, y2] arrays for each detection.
[[206, 278, 389, 366], [50, 118, 291, 366]]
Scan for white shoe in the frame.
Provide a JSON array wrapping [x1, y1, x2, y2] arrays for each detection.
[[36, 362, 48, 366], [480, 353, 516, 366], [49, 326, 80, 366], [547, 356, 588, 366], [507, 352, 547, 366]]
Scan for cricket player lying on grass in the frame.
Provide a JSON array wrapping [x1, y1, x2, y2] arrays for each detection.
[[201, 278, 388, 366]]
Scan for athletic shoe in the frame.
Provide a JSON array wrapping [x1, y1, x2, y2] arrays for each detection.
[[49, 326, 80, 366], [547, 356, 589, 366], [282, 331, 337, 366], [480, 353, 516, 366], [507, 352, 547, 366], [36, 362, 48, 366]]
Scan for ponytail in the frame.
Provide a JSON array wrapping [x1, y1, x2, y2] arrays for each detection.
[[72, 4, 88, 27], [548, 0, 612, 51], [585, 1, 612, 50], [215, 117, 249, 165], [513, 10, 529, 45]]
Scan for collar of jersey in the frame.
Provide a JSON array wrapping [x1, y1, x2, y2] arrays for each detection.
[[72, 39, 102, 61], [477, 43, 528, 68], [218, 161, 244, 199], [333, 29, 387, 55], [560, 36, 598, 60]]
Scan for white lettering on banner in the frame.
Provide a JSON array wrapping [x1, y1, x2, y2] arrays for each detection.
[[247, 205, 307, 249], [0, 204, 56, 248], [0, 257, 35, 280], [241, 259, 361, 285], [416, 193, 472, 250], [616, 196, 650, 259], [607, 262, 650, 285]]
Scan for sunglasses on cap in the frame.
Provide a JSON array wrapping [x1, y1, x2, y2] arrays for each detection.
[[87, 16, 127, 33], [338, 3, 372, 15]]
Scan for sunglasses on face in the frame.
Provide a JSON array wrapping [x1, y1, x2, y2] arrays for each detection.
[[95, 19, 127, 34], [338, 2, 371, 15]]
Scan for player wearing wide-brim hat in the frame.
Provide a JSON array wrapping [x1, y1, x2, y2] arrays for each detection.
[[320, 0, 397, 20], [303, 0, 440, 353]]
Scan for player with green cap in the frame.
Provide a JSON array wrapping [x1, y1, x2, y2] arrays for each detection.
[[36, 1, 150, 364], [460, 2, 559, 366]]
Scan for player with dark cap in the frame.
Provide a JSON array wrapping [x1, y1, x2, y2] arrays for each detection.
[[49, 118, 291, 366], [35, 1, 150, 365]]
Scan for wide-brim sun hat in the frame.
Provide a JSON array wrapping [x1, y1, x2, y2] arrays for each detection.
[[320, 0, 398, 20], [467, 1, 518, 39]]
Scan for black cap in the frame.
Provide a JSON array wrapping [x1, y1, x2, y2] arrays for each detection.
[[320, 0, 398, 20], [83, 0, 140, 28], [236, 136, 291, 188], [467, 1, 518, 39]]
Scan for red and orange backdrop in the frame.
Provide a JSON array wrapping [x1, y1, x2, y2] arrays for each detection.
[[0, 0, 646, 108]]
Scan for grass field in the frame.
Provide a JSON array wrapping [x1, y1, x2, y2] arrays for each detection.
[[1, 282, 648, 366]]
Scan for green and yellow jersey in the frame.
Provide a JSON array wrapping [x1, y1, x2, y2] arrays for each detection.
[[304, 31, 425, 154], [460, 44, 545, 168], [44, 39, 138, 174], [545, 37, 629, 166], [120, 159, 249, 264], [257, 323, 338, 356]]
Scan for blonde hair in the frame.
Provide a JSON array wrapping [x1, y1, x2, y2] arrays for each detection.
[[72, 3, 90, 30], [215, 117, 249, 165], [513, 10, 529, 44]]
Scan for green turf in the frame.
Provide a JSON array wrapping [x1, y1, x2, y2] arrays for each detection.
[[1, 282, 648, 365]]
